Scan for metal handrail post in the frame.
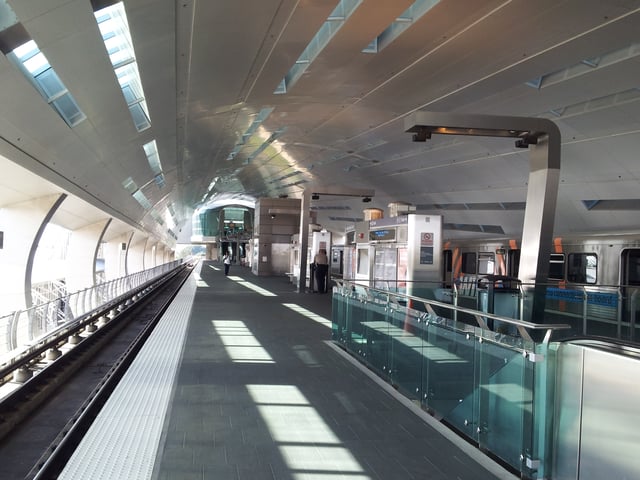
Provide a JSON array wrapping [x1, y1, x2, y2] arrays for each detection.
[[617, 288, 623, 339], [582, 287, 588, 335], [631, 289, 638, 343]]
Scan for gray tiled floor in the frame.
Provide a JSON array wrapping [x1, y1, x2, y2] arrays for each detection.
[[153, 262, 514, 480]]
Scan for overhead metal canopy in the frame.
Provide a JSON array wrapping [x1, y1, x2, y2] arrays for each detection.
[[0, 0, 637, 247], [405, 111, 561, 321]]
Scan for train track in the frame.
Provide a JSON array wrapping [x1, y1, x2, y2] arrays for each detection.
[[0, 263, 194, 480]]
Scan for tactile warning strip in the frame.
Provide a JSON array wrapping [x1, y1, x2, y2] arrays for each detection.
[[59, 266, 198, 480]]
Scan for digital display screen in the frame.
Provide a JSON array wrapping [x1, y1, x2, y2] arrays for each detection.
[[369, 228, 396, 242]]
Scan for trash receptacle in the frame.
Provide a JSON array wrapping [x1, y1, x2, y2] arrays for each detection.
[[478, 275, 521, 333]]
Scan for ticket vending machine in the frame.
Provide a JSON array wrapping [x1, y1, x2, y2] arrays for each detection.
[[368, 214, 443, 299], [369, 216, 408, 293], [353, 221, 372, 286]]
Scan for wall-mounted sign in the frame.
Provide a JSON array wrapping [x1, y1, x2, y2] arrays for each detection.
[[369, 228, 396, 242], [420, 231, 433, 264]]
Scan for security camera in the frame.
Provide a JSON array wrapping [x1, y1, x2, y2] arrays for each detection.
[[412, 129, 431, 142]]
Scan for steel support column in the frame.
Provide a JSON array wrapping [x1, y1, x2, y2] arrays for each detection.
[[405, 111, 561, 322], [297, 190, 311, 293]]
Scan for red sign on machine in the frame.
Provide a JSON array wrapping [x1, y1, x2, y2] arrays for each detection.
[[421, 232, 433, 245]]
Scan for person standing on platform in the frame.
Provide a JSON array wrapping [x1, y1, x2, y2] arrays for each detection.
[[313, 248, 329, 293], [223, 252, 231, 276]]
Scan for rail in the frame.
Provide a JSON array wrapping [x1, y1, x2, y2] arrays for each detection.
[[0, 260, 188, 366], [334, 278, 570, 344]]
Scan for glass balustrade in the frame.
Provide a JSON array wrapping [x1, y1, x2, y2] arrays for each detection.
[[331, 280, 567, 477]]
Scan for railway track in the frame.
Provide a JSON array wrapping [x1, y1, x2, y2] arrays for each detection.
[[0, 262, 195, 480]]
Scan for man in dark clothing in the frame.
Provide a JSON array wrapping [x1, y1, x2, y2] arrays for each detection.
[[313, 248, 329, 293]]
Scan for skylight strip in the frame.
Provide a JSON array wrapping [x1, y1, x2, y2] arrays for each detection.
[[143, 140, 163, 175], [246, 128, 286, 163], [363, 0, 440, 54], [274, 0, 362, 94], [95, 2, 151, 132], [132, 190, 152, 210], [269, 170, 302, 183], [122, 177, 138, 194], [526, 42, 640, 90], [227, 107, 274, 160], [8, 39, 86, 127]]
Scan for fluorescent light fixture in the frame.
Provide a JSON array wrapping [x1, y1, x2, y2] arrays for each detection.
[[95, 2, 151, 131]]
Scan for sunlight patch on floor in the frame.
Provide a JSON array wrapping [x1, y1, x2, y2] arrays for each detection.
[[247, 384, 371, 479], [282, 303, 331, 327], [212, 320, 275, 363], [228, 276, 277, 296]]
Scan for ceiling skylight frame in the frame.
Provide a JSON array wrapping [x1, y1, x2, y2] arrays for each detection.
[[362, 0, 441, 54], [8, 40, 86, 127], [94, 2, 151, 132], [526, 43, 640, 90], [143, 139, 165, 188], [227, 107, 274, 161], [274, 0, 362, 94]]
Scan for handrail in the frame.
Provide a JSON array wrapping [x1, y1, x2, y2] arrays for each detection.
[[0, 259, 189, 360], [334, 278, 570, 344]]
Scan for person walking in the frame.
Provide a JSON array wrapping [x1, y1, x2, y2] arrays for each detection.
[[223, 252, 231, 275], [313, 248, 329, 293]]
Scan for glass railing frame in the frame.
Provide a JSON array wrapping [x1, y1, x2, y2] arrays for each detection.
[[331, 279, 570, 477]]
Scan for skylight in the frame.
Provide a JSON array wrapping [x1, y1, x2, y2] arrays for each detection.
[[143, 140, 165, 187], [123, 177, 152, 210], [95, 2, 151, 132], [245, 127, 287, 163], [363, 0, 441, 54], [8, 40, 86, 127], [226, 107, 274, 160], [274, 0, 362, 94], [526, 43, 639, 90]]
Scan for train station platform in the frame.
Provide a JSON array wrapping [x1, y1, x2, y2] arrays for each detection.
[[59, 261, 515, 480]]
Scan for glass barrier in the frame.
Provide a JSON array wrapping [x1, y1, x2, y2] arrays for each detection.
[[331, 280, 566, 477], [365, 277, 640, 344]]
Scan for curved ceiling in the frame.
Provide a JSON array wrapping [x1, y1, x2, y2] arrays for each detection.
[[0, 0, 639, 245]]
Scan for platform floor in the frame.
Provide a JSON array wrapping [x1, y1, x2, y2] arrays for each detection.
[[66, 261, 516, 480]]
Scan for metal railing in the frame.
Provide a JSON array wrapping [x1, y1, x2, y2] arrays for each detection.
[[0, 260, 186, 362]]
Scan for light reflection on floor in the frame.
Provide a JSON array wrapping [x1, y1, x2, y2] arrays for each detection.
[[247, 385, 371, 480], [211, 320, 275, 363], [193, 271, 209, 287], [228, 276, 277, 296], [282, 303, 331, 327]]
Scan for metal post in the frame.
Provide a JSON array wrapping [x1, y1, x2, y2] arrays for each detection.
[[404, 112, 561, 323], [582, 288, 588, 335], [297, 189, 311, 293]]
